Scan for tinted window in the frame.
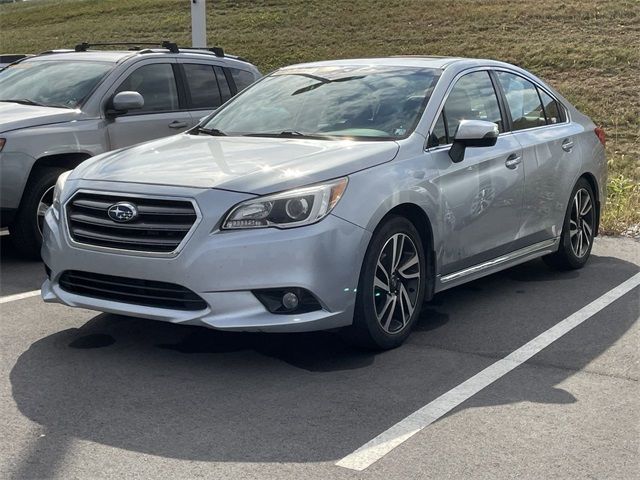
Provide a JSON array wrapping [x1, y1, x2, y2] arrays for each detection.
[[443, 71, 503, 138], [229, 67, 256, 92], [495, 72, 546, 130], [184, 64, 222, 109], [116, 63, 179, 112], [428, 111, 448, 147], [0, 60, 113, 108], [214, 66, 232, 102], [538, 88, 564, 124]]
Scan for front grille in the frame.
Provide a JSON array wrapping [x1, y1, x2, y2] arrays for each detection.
[[66, 192, 197, 253], [59, 270, 207, 311]]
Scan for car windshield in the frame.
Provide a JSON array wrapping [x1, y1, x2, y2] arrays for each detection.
[[203, 65, 440, 140], [0, 60, 114, 109]]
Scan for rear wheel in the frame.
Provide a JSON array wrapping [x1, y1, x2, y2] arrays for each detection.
[[543, 178, 596, 270], [342, 216, 426, 350], [9, 167, 67, 259]]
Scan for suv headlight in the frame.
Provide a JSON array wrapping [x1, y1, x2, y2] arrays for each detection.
[[52, 170, 72, 208], [222, 177, 348, 230]]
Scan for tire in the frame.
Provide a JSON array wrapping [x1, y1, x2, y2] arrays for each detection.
[[9, 167, 67, 259], [341, 215, 427, 350], [543, 178, 596, 270]]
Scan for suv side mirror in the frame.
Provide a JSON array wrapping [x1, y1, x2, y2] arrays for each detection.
[[448, 120, 499, 163], [108, 91, 144, 116]]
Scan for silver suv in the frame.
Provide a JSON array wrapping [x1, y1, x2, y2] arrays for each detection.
[[0, 41, 261, 256], [42, 57, 606, 350]]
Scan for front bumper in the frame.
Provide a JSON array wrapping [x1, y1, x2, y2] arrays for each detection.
[[41, 182, 371, 332]]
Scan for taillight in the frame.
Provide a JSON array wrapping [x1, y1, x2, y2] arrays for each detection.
[[594, 127, 606, 146]]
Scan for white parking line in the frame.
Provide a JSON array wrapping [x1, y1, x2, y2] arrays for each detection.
[[336, 272, 640, 471], [0, 289, 41, 304]]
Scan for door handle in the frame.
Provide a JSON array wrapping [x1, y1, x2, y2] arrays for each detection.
[[505, 153, 522, 169], [168, 121, 188, 129], [562, 139, 574, 152]]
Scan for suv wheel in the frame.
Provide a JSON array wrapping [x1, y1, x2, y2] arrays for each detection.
[[342, 215, 426, 350], [9, 167, 67, 259], [543, 178, 596, 270]]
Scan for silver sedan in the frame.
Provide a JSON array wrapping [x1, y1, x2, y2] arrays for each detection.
[[41, 57, 607, 349]]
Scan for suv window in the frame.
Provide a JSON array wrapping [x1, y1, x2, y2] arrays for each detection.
[[229, 67, 255, 92], [116, 63, 179, 112], [183, 63, 222, 109], [214, 66, 232, 102], [495, 71, 546, 130], [443, 71, 503, 139], [538, 88, 565, 124]]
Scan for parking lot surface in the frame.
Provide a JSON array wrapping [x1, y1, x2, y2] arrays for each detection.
[[0, 233, 638, 479]]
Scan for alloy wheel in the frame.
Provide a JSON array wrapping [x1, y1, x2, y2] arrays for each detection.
[[569, 188, 594, 258], [36, 185, 55, 237], [373, 233, 421, 334]]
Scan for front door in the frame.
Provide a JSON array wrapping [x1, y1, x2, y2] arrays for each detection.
[[426, 70, 525, 276], [106, 61, 194, 149]]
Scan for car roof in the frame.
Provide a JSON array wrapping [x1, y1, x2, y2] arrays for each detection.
[[21, 49, 258, 69], [278, 56, 516, 71]]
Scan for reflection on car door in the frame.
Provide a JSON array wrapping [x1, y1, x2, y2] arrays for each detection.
[[494, 71, 583, 243], [427, 70, 525, 276], [106, 61, 194, 149]]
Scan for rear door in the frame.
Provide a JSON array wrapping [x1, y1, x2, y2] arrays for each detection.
[[493, 70, 582, 243], [426, 70, 525, 276], [106, 60, 194, 149], [177, 60, 234, 123]]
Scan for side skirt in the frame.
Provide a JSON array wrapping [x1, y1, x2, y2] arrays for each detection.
[[434, 238, 559, 293]]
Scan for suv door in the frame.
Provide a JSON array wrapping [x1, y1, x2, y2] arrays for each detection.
[[178, 60, 234, 122], [494, 71, 582, 243], [426, 70, 525, 276], [106, 60, 193, 149]]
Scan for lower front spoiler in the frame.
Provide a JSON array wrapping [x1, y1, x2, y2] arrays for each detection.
[[41, 279, 353, 333]]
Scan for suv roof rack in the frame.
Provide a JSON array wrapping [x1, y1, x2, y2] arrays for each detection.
[[74, 41, 179, 53]]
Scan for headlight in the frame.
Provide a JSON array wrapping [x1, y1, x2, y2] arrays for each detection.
[[52, 170, 72, 207], [222, 177, 348, 230]]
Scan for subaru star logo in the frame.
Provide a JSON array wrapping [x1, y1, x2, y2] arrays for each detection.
[[107, 202, 138, 223]]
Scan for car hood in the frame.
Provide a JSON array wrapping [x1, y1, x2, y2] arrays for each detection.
[[0, 102, 81, 133], [75, 134, 400, 194]]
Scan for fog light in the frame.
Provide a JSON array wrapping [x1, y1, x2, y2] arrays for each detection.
[[282, 291, 299, 310]]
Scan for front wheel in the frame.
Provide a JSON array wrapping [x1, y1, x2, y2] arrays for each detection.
[[543, 178, 596, 270], [9, 167, 67, 259], [342, 216, 427, 350]]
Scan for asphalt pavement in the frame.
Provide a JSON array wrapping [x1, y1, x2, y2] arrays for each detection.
[[0, 232, 638, 479]]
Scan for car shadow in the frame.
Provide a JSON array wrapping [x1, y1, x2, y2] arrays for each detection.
[[8, 254, 639, 476]]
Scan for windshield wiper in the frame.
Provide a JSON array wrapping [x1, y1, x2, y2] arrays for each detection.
[[243, 131, 333, 140], [190, 126, 226, 136], [0, 98, 72, 109]]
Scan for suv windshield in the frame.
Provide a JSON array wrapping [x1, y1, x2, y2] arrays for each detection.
[[0, 60, 114, 109], [203, 65, 440, 140]]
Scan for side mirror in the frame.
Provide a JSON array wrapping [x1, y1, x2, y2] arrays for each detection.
[[448, 120, 499, 163], [108, 91, 144, 116]]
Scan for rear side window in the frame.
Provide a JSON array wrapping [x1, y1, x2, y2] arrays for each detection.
[[495, 72, 546, 130], [116, 63, 179, 112], [214, 66, 232, 102], [183, 64, 222, 109], [229, 67, 256, 92], [538, 88, 565, 124], [443, 71, 504, 139]]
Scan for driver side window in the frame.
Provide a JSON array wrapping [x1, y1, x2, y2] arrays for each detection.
[[115, 63, 179, 113]]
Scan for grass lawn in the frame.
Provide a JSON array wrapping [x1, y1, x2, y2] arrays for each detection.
[[1, 0, 638, 234]]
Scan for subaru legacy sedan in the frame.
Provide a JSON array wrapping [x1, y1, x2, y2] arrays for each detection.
[[41, 57, 606, 349]]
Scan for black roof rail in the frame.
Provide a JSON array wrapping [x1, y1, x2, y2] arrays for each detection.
[[74, 41, 179, 53], [179, 46, 225, 57]]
